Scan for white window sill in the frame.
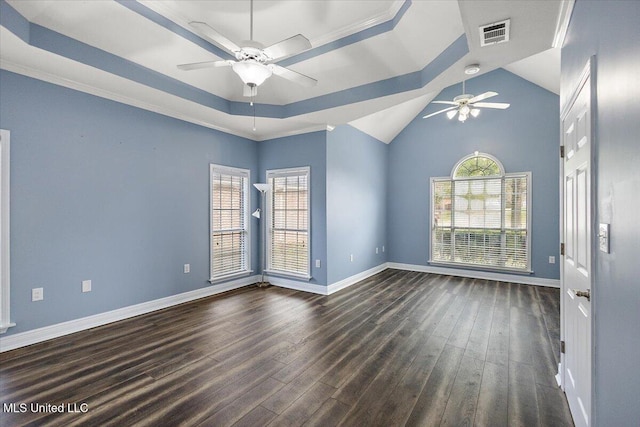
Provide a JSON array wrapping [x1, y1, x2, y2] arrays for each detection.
[[209, 270, 253, 284]]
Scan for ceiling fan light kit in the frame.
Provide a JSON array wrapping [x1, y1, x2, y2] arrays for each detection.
[[232, 60, 272, 87]]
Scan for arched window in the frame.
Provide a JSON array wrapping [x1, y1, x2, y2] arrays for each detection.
[[452, 152, 504, 178], [431, 152, 531, 272]]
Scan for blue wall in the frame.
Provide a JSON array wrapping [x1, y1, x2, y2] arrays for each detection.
[[562, 1, 640, 424], [258, 132, 328, 286], [0, 66, 564, 338], [326, 125, 388, 283], [0, 70, 259, 335], [388, 68, 560, 279]]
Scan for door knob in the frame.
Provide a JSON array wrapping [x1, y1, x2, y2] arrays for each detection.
[[573, 289, 591, 301]]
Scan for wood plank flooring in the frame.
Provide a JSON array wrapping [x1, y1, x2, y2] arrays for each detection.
[[0, 269, 574, 426]]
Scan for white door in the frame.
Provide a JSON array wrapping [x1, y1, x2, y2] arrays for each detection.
[[562, 69, 592, 427]]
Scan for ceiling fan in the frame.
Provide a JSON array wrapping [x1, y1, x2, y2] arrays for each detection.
[[177, 0, 317, 98], [423, 79, 510, 123]]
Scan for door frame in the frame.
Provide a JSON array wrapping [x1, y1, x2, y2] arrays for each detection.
[[558, 56, 597, 424]]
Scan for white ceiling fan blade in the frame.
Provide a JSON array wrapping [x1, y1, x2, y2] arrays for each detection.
[[423, 106, 457, 119], [469, 91, 498, 104], [177, 60, 235, 71], [190, 21, 241, 54], [269, 64, 317, 87], [263, 34, 312, 60], [432, 100, 459, 105], [473, 102, 511, 109]]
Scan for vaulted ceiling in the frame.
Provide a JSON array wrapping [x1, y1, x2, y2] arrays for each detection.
[[0, 0, 569, 142]]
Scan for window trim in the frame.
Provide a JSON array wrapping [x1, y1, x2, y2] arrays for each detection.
[[209, 164, 252, 283], [0, 129, 13, 333], [265, 166, 311, 280], [429, 153, 532, 274]]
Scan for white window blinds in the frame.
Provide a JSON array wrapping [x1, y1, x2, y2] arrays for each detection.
[[431, 154, 530, 272], [210, 165, 250, 280], [266, 167, 310, 278]]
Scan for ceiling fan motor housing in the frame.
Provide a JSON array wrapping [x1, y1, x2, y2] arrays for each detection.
[[236, 47, 270, 63], [453, 94, 473, 103]]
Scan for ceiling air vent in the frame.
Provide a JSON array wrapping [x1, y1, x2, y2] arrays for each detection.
[[479, 19, 510, 46]]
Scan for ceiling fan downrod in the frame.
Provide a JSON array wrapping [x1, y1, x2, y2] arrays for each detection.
[[249, 0, 254, 41]]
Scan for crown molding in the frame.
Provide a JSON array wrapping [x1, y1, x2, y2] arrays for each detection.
[[552, 0, 575, 48], [310, 0, 406, 48]]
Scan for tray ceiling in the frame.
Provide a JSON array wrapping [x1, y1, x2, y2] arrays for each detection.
[[0, 0, 567, 141]]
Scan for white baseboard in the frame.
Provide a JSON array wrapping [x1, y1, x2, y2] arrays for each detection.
[[387, 262, 560, 288], [326, 264, 388, 295], [0, 275, 259, 353], [266, 275, 329, 295], [267, 263, 388, 296]]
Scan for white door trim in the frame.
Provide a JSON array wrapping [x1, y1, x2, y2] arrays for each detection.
[[0, 129, 13, 334]]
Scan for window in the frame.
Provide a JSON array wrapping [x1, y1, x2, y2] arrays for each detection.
[[266, 167, 310, 279], [431, 153, 531, 272], [0, 129, 12, 333], [210, 164, 250, 281]]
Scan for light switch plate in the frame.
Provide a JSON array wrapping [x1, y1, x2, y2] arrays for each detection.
[[599, 223, 610, 253], [82, 280, 92, 293]]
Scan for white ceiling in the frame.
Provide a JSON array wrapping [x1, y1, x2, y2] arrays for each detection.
[[0, 0, 567, 142]]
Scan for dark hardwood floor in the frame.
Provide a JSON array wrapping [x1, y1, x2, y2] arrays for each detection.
[[0, 269, 574, 426]]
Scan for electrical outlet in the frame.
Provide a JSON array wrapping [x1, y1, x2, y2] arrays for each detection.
[[82, 280, 92, 293], [183, 264, 190, 274], [350, 254, 354, 262], [382, 245, 385, 252], [32, 287, 43, 301], [376, 247, 379, 254], [315, 259, 321, 268], [549, 256, 555, 264]]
